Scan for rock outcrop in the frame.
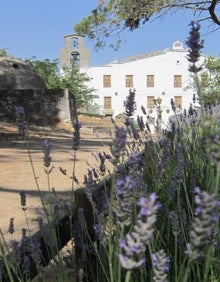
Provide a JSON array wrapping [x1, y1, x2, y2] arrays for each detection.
[[0, 56, 46, 89]]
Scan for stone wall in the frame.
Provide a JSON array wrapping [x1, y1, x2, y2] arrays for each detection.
[[0, 89, 77, 125]]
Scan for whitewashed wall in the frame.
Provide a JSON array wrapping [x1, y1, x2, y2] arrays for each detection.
[[82, 41, 205, 130]]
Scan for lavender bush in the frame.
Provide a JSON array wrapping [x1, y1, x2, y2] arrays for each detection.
[[0, 21, 219, 282]]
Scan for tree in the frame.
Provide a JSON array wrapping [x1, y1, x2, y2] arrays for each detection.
[[0, 48, 8, 56], [59, 63, 98, 109], [25, 56, 61, 88], [200, 57, 220, 105], [74, 0, 220, 49], [25, 57, 97, 108]]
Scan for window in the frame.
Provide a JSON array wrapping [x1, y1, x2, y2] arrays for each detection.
[[70, 51, 80, 67], [147, 75, 154, 87], [72, 37, 78, 48], [147, 96, 155, 108], [103, 75, 111, 88], [104, 97, 112, 109], [174, 96, 182, 108], [125, 75, 133, 87], [174, 75, 182, 87]]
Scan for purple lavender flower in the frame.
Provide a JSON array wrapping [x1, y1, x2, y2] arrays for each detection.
[[30, 245, 42, 267], [137, 115, 145, 131], [9, 240, 21, 264], [127, 152, 147, 195], [8, 217, 15, 235], [114, 175, 135, 226], [186, 187, 220, 261], [156, 137, 170, 179], [141, 105, 147, 115], [15, 105, 29, 138], [127, 152, 142, 171], [42, 139, 53, 168], [59, 166, 67, 175], [72, 175, 79, 185], [84, 168, 98, 207], [136, 194, 161, 232], [124, 89, 137, 118], [170, 98, 176, 113], [119, 237, 146, 269], [185, 21, 204, 73], [151, 249, 170, 282], [93, 213, 106, 242], [20, 190, 27, 211], [110, 125, 127, 163], [92, 168, 99, 180], [20, 229, 33, 254], [72, 121, 81, 151], [114, 153, 147, 226], [168, 144, 185, 198], [98, 152, 106, 175], [119, 193, 160, 269], [168, 211, 180, 236]]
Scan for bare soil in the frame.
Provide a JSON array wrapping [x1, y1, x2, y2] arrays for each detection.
[[0, 115, 114, 243]]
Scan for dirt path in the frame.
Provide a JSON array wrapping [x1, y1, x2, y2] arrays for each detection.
[[0, 117, 113, 243]]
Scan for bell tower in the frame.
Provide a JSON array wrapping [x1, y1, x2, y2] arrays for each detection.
[[60, 34, 90, 69]]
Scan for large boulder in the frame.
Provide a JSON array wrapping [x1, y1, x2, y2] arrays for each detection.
[[0, 56, 46, 89]]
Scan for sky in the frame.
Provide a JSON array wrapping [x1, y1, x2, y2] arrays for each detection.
[[0, 0, 219, 66]]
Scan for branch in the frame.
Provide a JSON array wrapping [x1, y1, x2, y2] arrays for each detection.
[[208, 0, 220, 25]]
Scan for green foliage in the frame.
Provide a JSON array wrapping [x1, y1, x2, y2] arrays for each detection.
[[75, 0, 220, 49], [200, 57, 220, 105], [0, 48, 8, 56], [25, 56, 61, 87], [25, 57, 97, 108], [60, 63, 98, 109]]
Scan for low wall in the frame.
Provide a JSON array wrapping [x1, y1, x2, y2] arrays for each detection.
[[0, 89, 77, 125]]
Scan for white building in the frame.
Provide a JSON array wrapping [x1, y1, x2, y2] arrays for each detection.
[[60, 35, 205, 129]]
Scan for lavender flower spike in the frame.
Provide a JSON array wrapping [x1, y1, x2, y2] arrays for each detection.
[[42, 139, 53, 168], [134, 194, 161, 242], [185, 21, 204, 73], [124, 89, 137, 118], [119, 193, 160, 270], [110, 125, 127, 163], [151, 249, 170, 282], [20, 190, 27, 211], [15, 106, 29, 138], [186, 187, 220, 261], [8, 217, 15, 235], [115, 175, 134, 226], [72, 121, 81, 151]]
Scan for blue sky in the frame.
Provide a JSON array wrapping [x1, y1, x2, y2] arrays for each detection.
[[1, 0, 219, 66]]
